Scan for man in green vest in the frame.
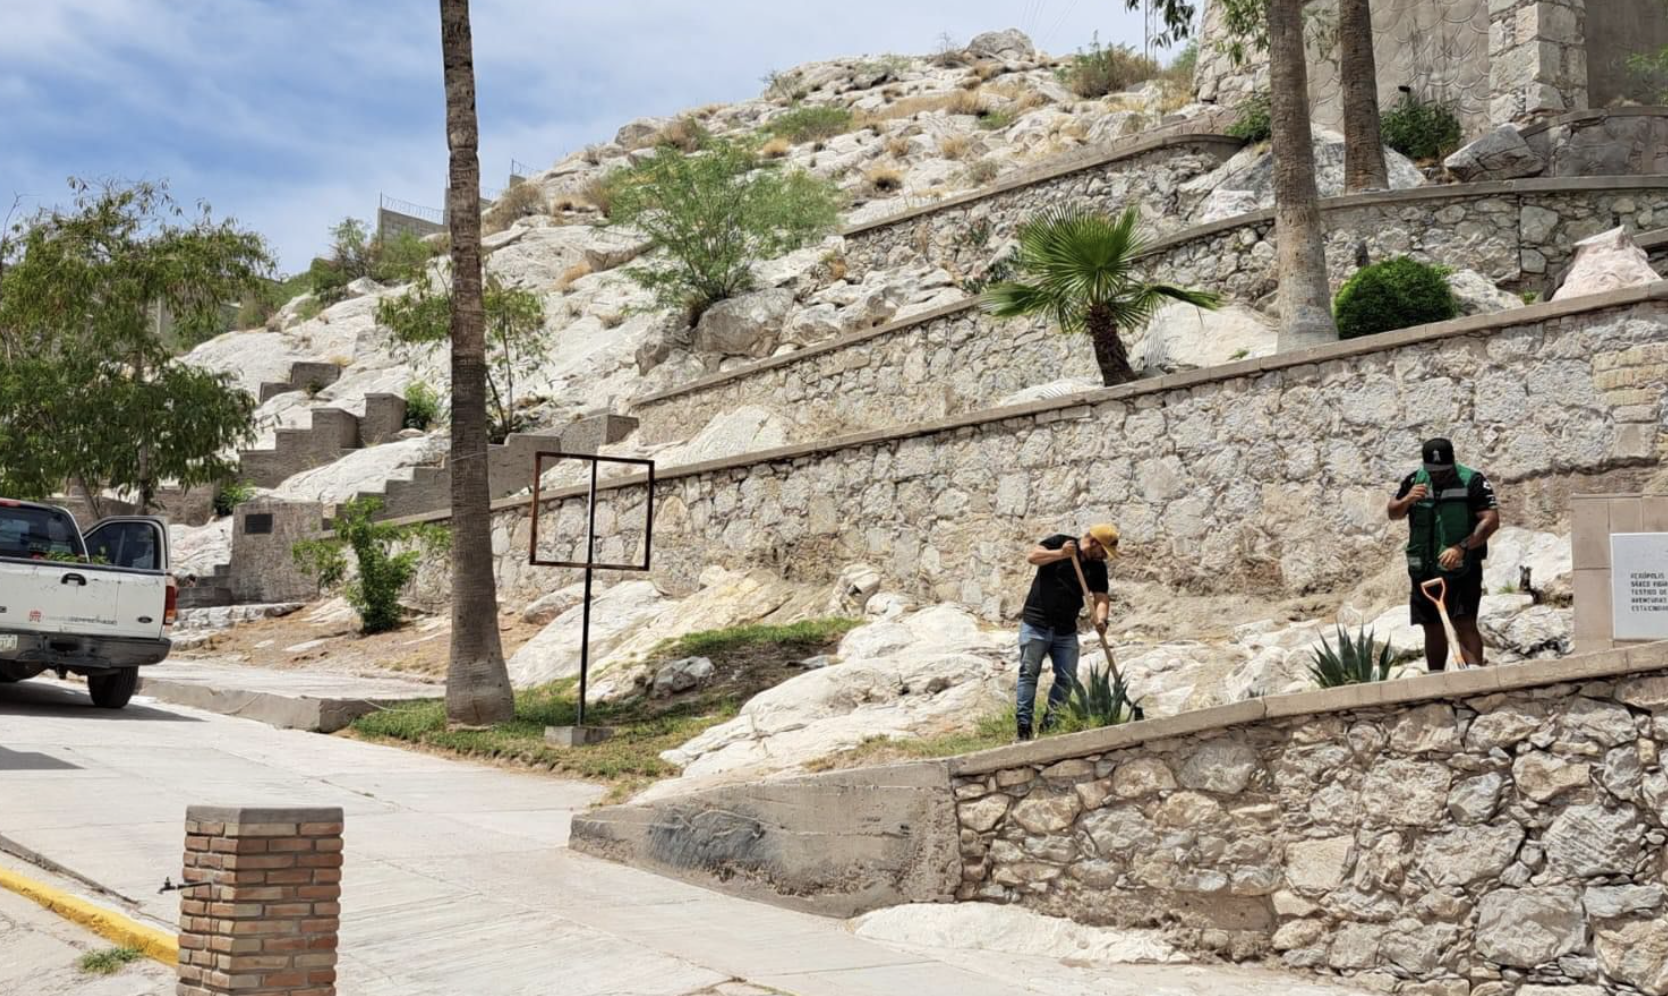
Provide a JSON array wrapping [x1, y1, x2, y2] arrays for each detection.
[[1387, 438, 1500, 669]]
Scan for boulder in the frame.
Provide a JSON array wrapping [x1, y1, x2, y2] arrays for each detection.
[[506, 580, 667, 686], [521, 582, 587, 626], [691, 288, 795, 358], [169, 518, 234, 578], [1183, 127, 1424, 223], [650, 656, 715, 697], [615, 116, 672, 148], [1475, 887, 1586, 967], [1443, 125, 1546, 182], [998, 377, 1102, 407], [1552, 227, 1661, 302], [1480, 604, 1572, 659], [1132, 302, 1276, 373], [966, 28, 1035, 61], [1195, 188, 1262, 224], [654, 405, 789, 466], [1447, 269, 1526, 317], [828, 563, 883, 614]]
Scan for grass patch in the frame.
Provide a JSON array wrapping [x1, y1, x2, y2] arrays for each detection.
[[78, 947, 144, 975], [763, 104, 855, 145], [804, 709, 1020, 772], [651, 617, 860, 661]]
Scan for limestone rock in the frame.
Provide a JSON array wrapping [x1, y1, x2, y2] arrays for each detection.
[[1389, 703, 1461, 754], [1177, 739, 1260, 794], [1111, 757, 1176, 798], [691, 288, 796, 358], [650, 656, 715, 697], [1552, 227, 1661, 302], [1447, 269, 1526, 318], [1182, 127, 1424, 224], [1195, 188, 1262, 224], [1543, 803, 1643, 877], [828, 562, 883, 614], [959, 794, 1011, 833], [1480, 604, 1572, 659], [966, 28, 1035, 61], [1285, 836, 1353, 894], [1131, 302, 1276, 374], [1448, 771, 1506, 823], [1584, 884, 1665, 920], [1597, 919, 1668, 996], [1513, 751, 1591, 802], [521, 582, 587, 625], [1359, 759, 1451, 826], [1444, 125, 1546, 182], [850, 902, 1185, 967], [1466, 702, 1546, 751], [1011, 791, 1082, 834], [1475, 887, 1585, 967], [506, 580, 667, 686], [1559, 697, 1638, 746], [654, 406, 789, 466], [1081, 806, 1157, 854], [1417, 823, 1525, 886]]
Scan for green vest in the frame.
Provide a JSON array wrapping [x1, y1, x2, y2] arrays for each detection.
[[1405, 465, 1479, 581]]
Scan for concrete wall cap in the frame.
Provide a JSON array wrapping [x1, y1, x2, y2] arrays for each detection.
[[184, 804, 345, 824]]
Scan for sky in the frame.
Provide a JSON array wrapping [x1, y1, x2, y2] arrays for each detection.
[[0, 0, 1184, 274]]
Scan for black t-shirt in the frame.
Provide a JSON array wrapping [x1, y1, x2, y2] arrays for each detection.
[[1022, 534, 1109, 632], [1395, 468, 1499, 561]]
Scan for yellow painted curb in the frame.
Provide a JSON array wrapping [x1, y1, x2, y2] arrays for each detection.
[[0, 864, 177, 965]]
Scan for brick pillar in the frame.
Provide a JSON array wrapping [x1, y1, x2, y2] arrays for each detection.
[[177, 805, 343, 996], [1489, 0, 1589, 125]]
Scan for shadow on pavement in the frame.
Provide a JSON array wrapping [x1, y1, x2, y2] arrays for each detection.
[[0, 678, 202, 722]]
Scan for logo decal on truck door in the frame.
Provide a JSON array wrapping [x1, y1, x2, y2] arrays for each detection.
[[28, 610, 41, 622]]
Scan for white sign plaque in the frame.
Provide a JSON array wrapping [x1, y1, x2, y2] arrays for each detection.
[[1612, 533, 1668, 640]]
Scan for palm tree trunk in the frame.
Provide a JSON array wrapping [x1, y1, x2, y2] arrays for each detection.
[[1338, 0, 1389, 191], [1268, 0, 1339, 350], [1086, 307, 1136, 386], [440, 0, 514, 727]]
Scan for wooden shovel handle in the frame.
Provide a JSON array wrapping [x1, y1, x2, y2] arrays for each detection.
[[1069, 548, 1125, 687]]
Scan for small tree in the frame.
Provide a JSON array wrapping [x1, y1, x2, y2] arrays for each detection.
[[377, 274, 546, 442], [608, 137, 841, 317], [0, 179, 268, 512], [982, 206, 1220, 386], [292, 498, 448, 635]]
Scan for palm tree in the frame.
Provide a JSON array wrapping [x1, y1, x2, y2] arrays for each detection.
[[1338, 0, 1389, 191], [439, 0, 514, 726], [1267, 0, 1339, 348], [983, 206, 1221, 387]]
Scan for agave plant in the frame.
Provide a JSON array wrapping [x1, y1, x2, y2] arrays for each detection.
[[1308, 626, 1399, 688], [1061, 666, 1145, 729]]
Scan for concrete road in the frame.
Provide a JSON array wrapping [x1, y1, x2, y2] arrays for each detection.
[[0, 858, 173, 996], [1, 678, 1366, 996]]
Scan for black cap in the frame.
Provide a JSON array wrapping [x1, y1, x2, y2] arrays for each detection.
[[1422, 437, 1455, 472]]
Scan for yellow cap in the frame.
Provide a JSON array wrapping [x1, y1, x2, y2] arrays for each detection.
[[1088, 523, 1120, 556]]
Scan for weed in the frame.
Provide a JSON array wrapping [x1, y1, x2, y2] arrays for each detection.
[[482, 182, 547, 235], [555, 261, 592, 292], [760, 68, 806, 104], [212, 480, 255, 518], [1228, 347, 1250, 361], [763, 104, 855, 145], [1057, 34, 1160, 98], [652, 117, 709, 153], [948, 89, 986, 116], [1380, 92, 1463, 161], [884, 135, 912, 159], [580, 173, 621, 219], [802, 709, 1020, 771], [651, 618, 860, 661], [865, 165, 905, 193], [937, 133, 973, 160], [930, 31, 965, 68], [1520, 290, 1540, 304], [402, 381, 441, 430], [294, 297, 324, 323], [1226, 93, 1272, 143], [79, 948, 143, 975], [976, 108, 1016, 131]]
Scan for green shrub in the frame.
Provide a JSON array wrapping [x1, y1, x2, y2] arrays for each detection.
[[370, 231, 439, 283], [212, 479, 255, 518], [402, 381, 441, 430], [292, 497, 448, 635], [1380, 93, 1463, 161], [78, 947, 143, 975], [1308, 627, 1400, 687], [762, 104, 854, 144], [1225, 93, 1272, 143], [1057, 666, 1143, 731], [608, 138, 842, 317], [1334, 256, 1459, 339], [976, 108, 1016, 131], [1628, 45, 1668, 102], [1057, 34, 1161, 98]]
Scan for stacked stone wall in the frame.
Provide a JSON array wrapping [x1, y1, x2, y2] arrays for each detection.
[[402, 288, 1668, 613], [951, 647, 1668, 995]]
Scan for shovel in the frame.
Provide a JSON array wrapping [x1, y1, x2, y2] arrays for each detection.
[[1419, 576, 1467, 669], [1069, 548, 1126, 688]]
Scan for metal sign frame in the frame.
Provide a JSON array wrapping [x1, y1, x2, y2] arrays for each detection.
[[527, 451, 655, 726]]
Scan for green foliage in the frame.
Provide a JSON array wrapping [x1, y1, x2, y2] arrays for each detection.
[[1225, 92, 1272, 142], [0, 179, 267, 506], [78, 947, 143, 975], [292, 497, 448, 635], [653, 618, 860, 661], [1058, 666, 1144, 731], [483, 182, 548, 234], [976, 108, 1016, 131], [962, 251, 1016, 296], [1334, 256, 1459, 340], [760, 68, 808, 103], [1308, 626, 1399, 687], [1628, 44, 1668, 102], [1380, 93, 1463, 161], [377, 274, 547, 442], [402, 381, 442, 430], [304, 220, 437, 304], [1057, 34, 1161, 98], [608, 138, 842, 316], [762, 104, 855, 144], [1165, 39, 1199, 80], [370, 231, 440, 283], [212, 479, 255, 518]]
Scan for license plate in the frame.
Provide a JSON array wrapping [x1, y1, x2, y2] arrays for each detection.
[[0, 634, 16, 652]]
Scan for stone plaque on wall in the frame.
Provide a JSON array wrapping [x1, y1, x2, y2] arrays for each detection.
[[1611, 533, 1668, 640]]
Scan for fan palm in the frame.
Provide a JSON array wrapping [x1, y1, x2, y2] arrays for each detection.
[[981, 206, 1221, 386]]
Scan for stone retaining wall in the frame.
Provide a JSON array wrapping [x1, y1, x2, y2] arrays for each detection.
[[840, 134, 1242, 286], [1523, 108, 1668, 178], [404, 285, 1668, 612], [629, 303, 1089, 446], [1136, 178, 1668, 304], [950, 643, 1668, 996]]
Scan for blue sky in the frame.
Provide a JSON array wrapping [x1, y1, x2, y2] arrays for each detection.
[[1, 1, 1179, 273]]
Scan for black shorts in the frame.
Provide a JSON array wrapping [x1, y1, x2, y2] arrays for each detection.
[[1410, 570, 1483, 626]]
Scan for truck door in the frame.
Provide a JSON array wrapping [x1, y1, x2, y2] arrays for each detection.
[[84, 518, 171, 639]]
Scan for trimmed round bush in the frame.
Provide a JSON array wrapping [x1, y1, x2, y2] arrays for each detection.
[[1333, 256, 1459, 340]]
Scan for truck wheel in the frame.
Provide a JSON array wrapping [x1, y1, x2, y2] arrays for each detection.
[[88, 669, 138, 709]]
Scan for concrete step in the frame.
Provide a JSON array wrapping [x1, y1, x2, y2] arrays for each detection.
[[135, 663, 439, 733]]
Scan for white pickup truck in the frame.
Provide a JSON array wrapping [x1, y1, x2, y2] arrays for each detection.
[[0, 500, 175, 709]]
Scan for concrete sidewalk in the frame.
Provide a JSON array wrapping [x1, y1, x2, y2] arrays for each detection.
[[1, 678, 1365, 996], [136, 660, 438, 731]]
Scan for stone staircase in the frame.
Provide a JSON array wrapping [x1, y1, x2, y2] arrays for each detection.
[[177, 562, 234, 609], [238, 393, 408, 488], [257, 360, 344, 402]]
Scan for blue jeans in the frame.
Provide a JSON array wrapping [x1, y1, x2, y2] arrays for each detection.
[[1016, 622, 1080, 731]]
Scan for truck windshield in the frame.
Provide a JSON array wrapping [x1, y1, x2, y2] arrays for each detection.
[[0, 506, 85, 560]]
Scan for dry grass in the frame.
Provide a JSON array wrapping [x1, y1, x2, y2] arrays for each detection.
[[554, 261, 592, 293], [598, 311, 625, 329], [858, 90, 974, 124], [963, 158, 1000, 186], [937, 133, 973, 160], [972, 60, 1001, 81], [482, 182, 547, 235], [581, 174, 619, 218], [760, 136, 793, 159], [1156, 78, 1192, 113], [865, 164, 905, 193], [884, 135, 912, 158], [652, 116, 708, 152], [948, 88, 986, 116]]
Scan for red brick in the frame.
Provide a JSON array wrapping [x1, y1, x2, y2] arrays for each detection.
[[298, 822, 344, 836], [181, 900, 209, 916], [268, 838, 314, 853], [261, 937, 310, 953], [295, 885, 340, 900], [177, 963, 203, 983], [310, 869, 342, 884], [179, 932, 208, 950], [235, 954, 293, 971], [223, 972, 265, 989], [261, 971, 308, 986], [223, 854, 295, 870], [222, 870, 269, 886], [264, 903, 313, 917], [306, 935, 338, 951], [306, 969, 337, 985], [310, 902, 341, 916], [230, 886, 288, 901], [311, 838, 344, 853], [290, 988, 335, 996], [194, 821, 226, 836], [182, 867, 212, 883], [204, 970, 232, 989], [301, 918, 340, 933], [292, 952, 336, 969], [228, 920, 298, 936], [296, 854, 342, 869], [185, 835, 211, 851], [265, 869, 312, 885], [197, 853, 225, 870]]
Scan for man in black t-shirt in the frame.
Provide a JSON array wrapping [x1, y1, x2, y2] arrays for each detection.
[[1387, 438, 1500, 669], [1015, 524, 1116, 740]]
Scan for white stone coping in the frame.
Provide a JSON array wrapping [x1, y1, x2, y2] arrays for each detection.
[[378, 280, 1668, 532], [838, 125, 1244, 238], [948, 640, 1668, 777], [1517, 105, 1668, 140]]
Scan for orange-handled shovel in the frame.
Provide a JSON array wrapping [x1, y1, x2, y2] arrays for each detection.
[[1069, 548, 1125, 688], [1419, 577, 1467, 669]]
